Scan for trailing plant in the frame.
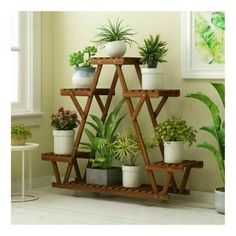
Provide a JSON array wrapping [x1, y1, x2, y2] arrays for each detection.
[[11, 123, 32, 141], [113, 132, 156, 166], [153, 117, 197, 146], [51, 107, 80, 130], [186, 83, 225, 184], [93, 18, 136, 48], [81, 98, 126, 169], [69, 46, 97, 68], [139, 34, 168, 68]]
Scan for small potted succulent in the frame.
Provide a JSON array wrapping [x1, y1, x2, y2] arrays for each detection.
[[93, 18, 136, 57], [69, 45, 97, 88], [51, 107, 80, 155], [81, 98, 126, 186], [113, 132, 156, 188], [11, 123, 32, 145], [138, 34, 168, 90], [153, 117, 197, 163], [186, 83, 225, 214]]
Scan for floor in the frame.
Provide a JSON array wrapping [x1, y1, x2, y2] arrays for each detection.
[[11, 185, 224, 225]]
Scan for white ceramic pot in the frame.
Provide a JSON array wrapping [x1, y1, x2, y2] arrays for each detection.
[[164, 141, 183, 163], [72, 67, 95, 88], [122, 165, 141, 188], [105, 41, 127, 57], [215, 188, 225, 214], [53, 130, 75, 155], [141, 68, 163, 90]]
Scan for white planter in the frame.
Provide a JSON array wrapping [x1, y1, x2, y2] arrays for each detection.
[[215, 188, 225, 214], [164, 141, 183, 163], [72, 67, 95, 88], [141, 68, 163, 90], [53, 130, 75, 155], [105, 41, 127, 57], [122, 165, 141, 188]]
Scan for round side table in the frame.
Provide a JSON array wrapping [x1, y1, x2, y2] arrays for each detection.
[[11, 143, 39, 202]]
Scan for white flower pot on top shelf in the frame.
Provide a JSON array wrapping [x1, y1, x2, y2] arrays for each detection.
[[141, 68, 163, 90], [105, 41, 127, 57]]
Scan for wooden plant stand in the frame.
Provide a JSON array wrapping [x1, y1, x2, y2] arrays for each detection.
[[42, 57, 203, 201]]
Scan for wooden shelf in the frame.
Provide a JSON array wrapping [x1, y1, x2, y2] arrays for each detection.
[[61, 88, 115, 96], [124, 89, 180, 98], [90, 57, 141, 65]]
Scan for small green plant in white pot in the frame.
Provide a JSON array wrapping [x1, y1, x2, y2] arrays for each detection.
[[113, 132, 156, 188], [186, 83, 225, 214], [11, 123, 32, 145], [153, 117, 197, 163], [93, 18, 136, 57], [51, 107, 80, 155], [69, 45, 97, 88], [139, 34, 168, 90]]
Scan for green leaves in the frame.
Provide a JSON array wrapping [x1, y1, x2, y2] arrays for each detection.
[[11, 123, 32, 140], [93, 19, 136, 48], [69, 45, 97, 68], [81, 98, 125, 169], [139, 34, 168, 68], [185, 83, 225, 184], [211, 12, 225, 31]]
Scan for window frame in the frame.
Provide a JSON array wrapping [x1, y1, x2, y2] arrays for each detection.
[[11, 12, 42, 125]]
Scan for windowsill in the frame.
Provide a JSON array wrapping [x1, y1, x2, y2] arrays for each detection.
[[11, 112, 44, 126]]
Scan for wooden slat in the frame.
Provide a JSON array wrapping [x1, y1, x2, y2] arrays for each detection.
[[60, 88, 115, 96], [124, 90, 180, 98], [90, 57, 141, 65], [41, 153, 72, 163]]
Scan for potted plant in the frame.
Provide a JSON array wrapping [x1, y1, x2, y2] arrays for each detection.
[[51, 107, 80, 155], [93, 18, 136, 57], [113, 132, 156, 188], [153, 117, 197, 163], [186, 83, 225, 214], [69, 45, 97, 88], [81, 98, 125, 186], [11, 123, 32, 145], [138, 34, 168, 90]]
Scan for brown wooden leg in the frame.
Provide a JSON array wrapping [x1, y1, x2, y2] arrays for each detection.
[[161, 172, 172, 195], [51, 161, 61, 185], [179, 166, 191, 194]]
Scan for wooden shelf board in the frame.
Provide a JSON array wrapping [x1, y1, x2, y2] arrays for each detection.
[[60, 88, 115, 96], [124, 90, 180, 98], [90, 57, 141, 65]]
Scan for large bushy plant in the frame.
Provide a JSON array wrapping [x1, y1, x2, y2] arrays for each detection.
[[139, 34, 168, 68], [93, 19, 136, 48], [81, 98, 125, 169], [153, 117, 197, 146], [186, 83, 225, 184], [11, 123, 32, 141]]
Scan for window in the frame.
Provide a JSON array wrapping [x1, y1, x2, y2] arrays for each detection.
[[11, 12, 42, 125]]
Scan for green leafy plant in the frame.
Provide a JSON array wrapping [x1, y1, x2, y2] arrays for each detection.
[[186, 83, 225, 184], [113, 132, 156, 166], [69, 46, 97, 68], [153, 117, 197, 146], [11, 123, 32, 141], [81, 98, 126, 169], [93, 18, 136, 48], [139, 34, 168, 68], [51, 107, 80, 130]]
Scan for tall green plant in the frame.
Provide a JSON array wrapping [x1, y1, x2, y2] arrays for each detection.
[[81, 98, 126, 169], [186, 83, 225, 184]]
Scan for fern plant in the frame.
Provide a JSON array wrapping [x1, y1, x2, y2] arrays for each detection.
[[186, 83, 225, 184], [139, 34, 168, 68], [93, 19, 136, 48], [80, 98, 126, 169]]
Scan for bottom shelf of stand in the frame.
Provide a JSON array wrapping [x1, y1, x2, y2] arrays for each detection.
[[51, 182, 190, 201]]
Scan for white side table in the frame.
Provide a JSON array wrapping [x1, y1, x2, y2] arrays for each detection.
[[11, 143, 39, 202]]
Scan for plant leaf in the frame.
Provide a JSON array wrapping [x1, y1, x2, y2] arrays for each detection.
[[211, 82, 225, 107]]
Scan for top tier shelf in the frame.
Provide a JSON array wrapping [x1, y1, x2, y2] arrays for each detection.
[[90, 57, 141, 65]]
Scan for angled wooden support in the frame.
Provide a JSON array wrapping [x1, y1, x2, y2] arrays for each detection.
[[69, 91, 85, 119], [154, 97, 168, 118], [132, 94, 147, 120], [51, 161, 62, 185]]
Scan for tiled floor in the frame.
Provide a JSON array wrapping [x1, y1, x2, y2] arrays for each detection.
[[11, 186, 224, 225]]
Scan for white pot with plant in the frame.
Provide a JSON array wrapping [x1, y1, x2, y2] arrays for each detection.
[[51, 107, 80, 155], [186, 83, 225, 214], [113, 132, 156, 188], [11, 123, 32, 146], [139, 34, 168, 90], [69, 46, 97, 88], [93, 19, 136, 57], [153, 117, 197, 163]]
